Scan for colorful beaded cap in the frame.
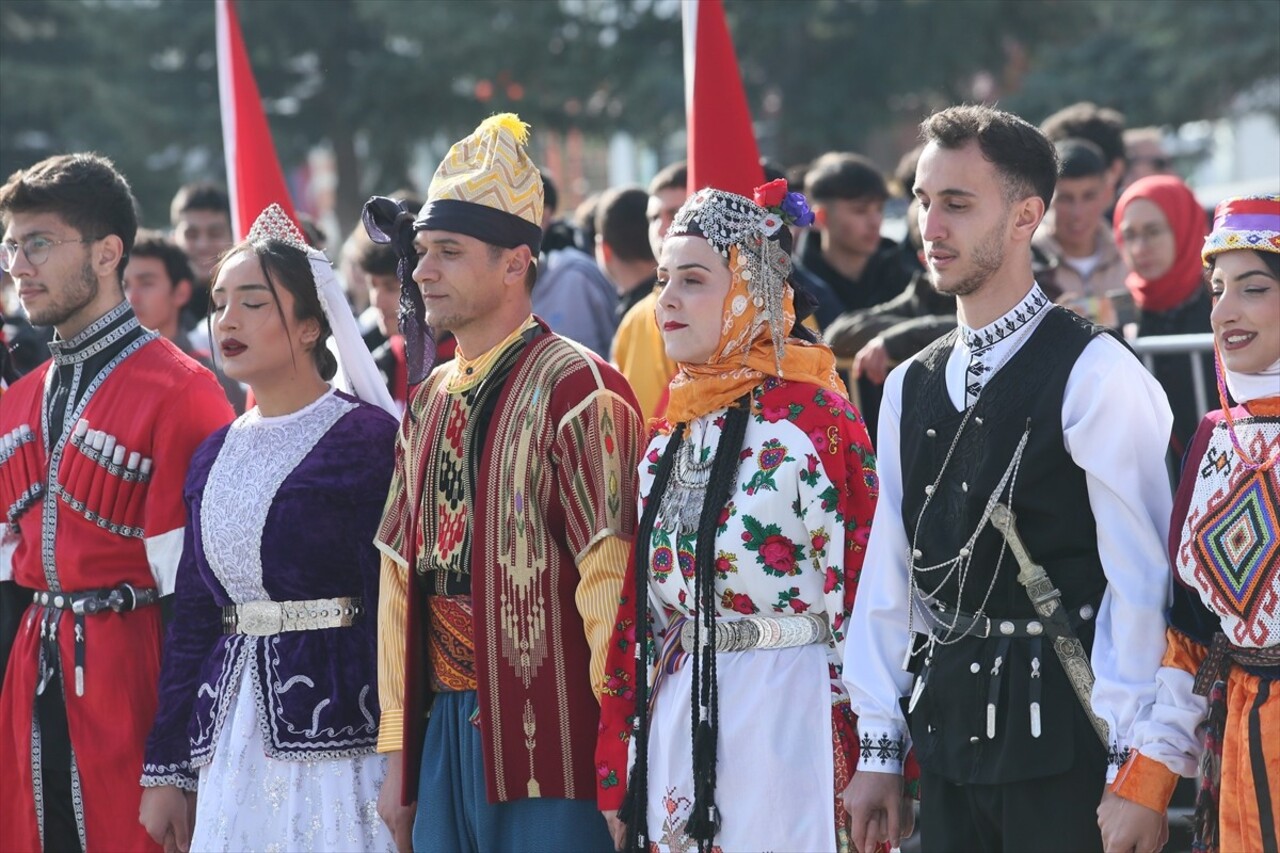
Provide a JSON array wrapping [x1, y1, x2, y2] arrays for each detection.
[[1202, 193, 1280, 264]]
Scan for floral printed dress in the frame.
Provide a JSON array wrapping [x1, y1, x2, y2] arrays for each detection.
[[597, 378, 877, 853]]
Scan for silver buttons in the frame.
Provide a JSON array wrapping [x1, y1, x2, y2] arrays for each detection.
[[926, 428, 937, 438], [970, 662, 981, 673], [969, 736, 980, 743], [999, 621, 1015, 635], [924, 485, 935, 496], [912, 549, 923, 560], [1080, 604, 1095, 621], [961, 482, 969, 492], [1027, 621, 1043, 636], [959, 547, 971, 558]]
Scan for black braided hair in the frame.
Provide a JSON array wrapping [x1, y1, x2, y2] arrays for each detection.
[[621, 396, 752, 852], [684, 398, 750, 850], [620, 422, 685, 852]]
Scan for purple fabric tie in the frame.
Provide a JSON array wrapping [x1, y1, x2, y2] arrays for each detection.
[[362, 196, 436, 386]]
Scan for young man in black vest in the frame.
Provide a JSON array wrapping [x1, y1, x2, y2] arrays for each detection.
[[841, 105, 1176, 853]]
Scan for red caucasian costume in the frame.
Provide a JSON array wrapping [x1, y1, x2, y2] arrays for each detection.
[[0, 303, 233, 851]]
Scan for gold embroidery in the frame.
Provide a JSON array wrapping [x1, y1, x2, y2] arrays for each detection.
[[446, 316, 536, 394], [491, 347, 579, 688], [523, 699, 541, 797]]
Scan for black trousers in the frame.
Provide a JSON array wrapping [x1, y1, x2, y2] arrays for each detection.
[[919, 755, 1106, 853], [36, 669, 83, 853]]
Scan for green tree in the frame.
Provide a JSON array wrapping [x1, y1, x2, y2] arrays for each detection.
[[2, 0, 1275, 236]]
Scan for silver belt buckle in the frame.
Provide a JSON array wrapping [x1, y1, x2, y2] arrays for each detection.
[[236, 601, 284, 636]]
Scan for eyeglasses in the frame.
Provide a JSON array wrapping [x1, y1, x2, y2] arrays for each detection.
[[0, 236, 95, 272], [1119, 224, 1170, 246]]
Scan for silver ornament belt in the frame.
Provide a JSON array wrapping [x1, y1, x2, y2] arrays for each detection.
[[679, 612, 829, 654], [222, 597, 363, 636]]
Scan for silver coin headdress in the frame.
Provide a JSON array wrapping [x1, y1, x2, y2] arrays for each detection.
[[666, 188, 794, 368]]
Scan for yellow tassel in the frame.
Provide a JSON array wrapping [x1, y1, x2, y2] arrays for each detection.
[[476, 113, 530, 146]]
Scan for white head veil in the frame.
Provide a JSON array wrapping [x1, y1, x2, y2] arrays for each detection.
[[243, 204, 399, 417]]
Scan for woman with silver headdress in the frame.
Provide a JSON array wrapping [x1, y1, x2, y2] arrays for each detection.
[[595, 182, 906, 852], [136, 205, 400, 852]]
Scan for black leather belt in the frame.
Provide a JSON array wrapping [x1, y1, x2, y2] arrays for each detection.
[[33, 583, 159, 615], [32, 583, 160, 698], [923, 598, 1097, 639]]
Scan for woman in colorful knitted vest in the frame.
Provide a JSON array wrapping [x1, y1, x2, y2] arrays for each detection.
[[1103, 193, 1280, 853]]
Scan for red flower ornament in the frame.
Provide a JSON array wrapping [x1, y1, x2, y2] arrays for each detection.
[[753, 178, 788, 207]]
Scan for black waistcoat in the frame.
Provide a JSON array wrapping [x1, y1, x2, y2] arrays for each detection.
[[899, 306, 1117, 785]]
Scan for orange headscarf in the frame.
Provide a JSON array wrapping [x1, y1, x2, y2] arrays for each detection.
[[664, 243, 846, 425]]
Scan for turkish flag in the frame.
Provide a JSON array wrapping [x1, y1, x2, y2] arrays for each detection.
[[216, 0, 299, 239], [683, 0, 763, 196]]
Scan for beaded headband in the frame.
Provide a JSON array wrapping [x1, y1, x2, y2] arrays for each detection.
[[246, 203, 310, 252], [667, 188, 794, 364], [1202, 193, 1280, 264]]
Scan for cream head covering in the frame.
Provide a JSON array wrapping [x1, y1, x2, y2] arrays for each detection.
[[414, 113, 545, 253]]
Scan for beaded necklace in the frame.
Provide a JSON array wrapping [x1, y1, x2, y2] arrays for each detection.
[[657, 424, 716, 532]]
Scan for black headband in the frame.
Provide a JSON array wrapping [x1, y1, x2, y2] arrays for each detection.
[[414, 198, 542, 255]]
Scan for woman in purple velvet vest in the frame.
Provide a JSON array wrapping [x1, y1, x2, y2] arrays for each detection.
[[137, 205, 401, 852]]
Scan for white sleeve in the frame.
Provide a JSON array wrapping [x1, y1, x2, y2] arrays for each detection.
[[0, 526, 16, 583], [1133, 660, 1206, 778], [145, 527, 186, 596], [1061, 334, 1176, 781], [844, 362, 917, 774]]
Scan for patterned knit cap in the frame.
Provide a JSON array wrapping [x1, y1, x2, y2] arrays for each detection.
[[414, 113, 545, 253], [1202, 193, 1280, 264]]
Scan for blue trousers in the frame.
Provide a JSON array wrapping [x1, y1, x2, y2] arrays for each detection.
[[413, 690, 614, 853]]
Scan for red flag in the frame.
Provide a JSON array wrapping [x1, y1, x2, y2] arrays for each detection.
[[216, 0, 299, 239], [683, 0, 763, 196]]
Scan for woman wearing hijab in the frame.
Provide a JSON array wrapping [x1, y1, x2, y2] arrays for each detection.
[[1114, 175, 1213, 455], [136, 205, 400, 852], [594, 182, 905, 852], [1100, 194, 1279, 853]]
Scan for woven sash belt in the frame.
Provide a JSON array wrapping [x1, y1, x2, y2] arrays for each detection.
[[427, 594, 478, 692], [222, 597, 363, 636], [1193, 632, 1280, 695], [678, 612, 829, 654]]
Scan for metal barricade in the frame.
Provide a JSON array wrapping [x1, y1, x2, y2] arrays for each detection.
[[1129, 333, 1215, 416]]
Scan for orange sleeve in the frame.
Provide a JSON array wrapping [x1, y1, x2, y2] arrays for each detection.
[[1112, 751, 1181, 812], [1162, 626, 1208, 675]]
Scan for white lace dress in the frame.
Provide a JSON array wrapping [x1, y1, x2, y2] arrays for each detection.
[[189, 390, 394, 852]]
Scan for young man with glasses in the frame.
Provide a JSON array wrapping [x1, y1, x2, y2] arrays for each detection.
[[0, 153, 232, 852]]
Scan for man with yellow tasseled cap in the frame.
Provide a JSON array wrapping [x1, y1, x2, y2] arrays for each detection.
[[372, 113, 643, 851]]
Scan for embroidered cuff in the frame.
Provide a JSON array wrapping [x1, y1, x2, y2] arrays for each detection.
[[856, 729, 906, 773], [1111, 751, 1179, 813], [1105, 742, 1129, 783], [377, 708, 404, 753], [140, 762, 197, 792]]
